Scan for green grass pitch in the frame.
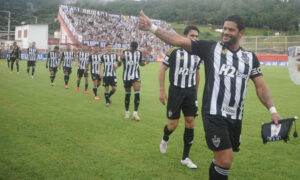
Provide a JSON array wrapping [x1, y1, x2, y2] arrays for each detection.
[[0, 60, 299, 179]]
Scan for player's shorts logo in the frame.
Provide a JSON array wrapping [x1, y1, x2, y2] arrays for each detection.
[[168, 111, 172, 118], [212, 135, 221, 148]]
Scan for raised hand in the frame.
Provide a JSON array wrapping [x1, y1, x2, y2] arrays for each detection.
[[138, 10, 152, 31]]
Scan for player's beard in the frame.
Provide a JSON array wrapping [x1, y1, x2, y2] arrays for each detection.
[[221, 33, 238, 47]]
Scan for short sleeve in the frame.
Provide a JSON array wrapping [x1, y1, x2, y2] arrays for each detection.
[[163, 47, 178, 67], [191, 40, 214, 60], [250, 53, 263, 79]]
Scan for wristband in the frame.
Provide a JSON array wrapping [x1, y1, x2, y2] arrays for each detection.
[[150, 24, 158, 34], [269, 106, 277, 114]]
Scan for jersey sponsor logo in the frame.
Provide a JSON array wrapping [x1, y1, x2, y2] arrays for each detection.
[[178, 67, 196, 76], [219, 64, 248, 79], [104, 62, 114, 65], [212, 135, 221, 148], [126, 60, 137, 65], [222, 105, 237, 116], [251, 67, 261, 76]]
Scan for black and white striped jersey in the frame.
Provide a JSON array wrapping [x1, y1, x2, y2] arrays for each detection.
[[89, 54, 101, 74], [27, 48, 38, 61], [121, 49, 143, 81], [101, 53, 118, 77], [7, 50, 13, 59], [191, 40, 262, 120], [47, 51, 60, 68], [61, 51, 74, 68], [163, 47, 201, 88], [77, 51, 89, 70]]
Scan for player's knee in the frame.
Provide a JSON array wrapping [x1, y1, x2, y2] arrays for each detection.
[[216, 153, 233, 168], [168, 121, 178, 131]]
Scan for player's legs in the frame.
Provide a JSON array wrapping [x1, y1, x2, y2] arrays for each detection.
[[10, 59, 15, 72], [50, 69, 56, 85], [7, 59, 10, 69], [93, 79, 99, 97], [104, 86, 110, 106], [209, 149, 232, 180], [160, 86, 183, 153], [203, 115, 239, 179], [64, 68, 71, 87], [133, 81, 141, 115], [16, 59, 19, 72], [181, 87, 197, 161], [181, 116, 195, 159], [31, 62, 35, 78], [77, 77, 81, 91], [109, 77, 117, 98], [27, 61, 30, 77], [84, 72, 89, 92], [77, 69, 82, 91], [124, 87, 131, 112], [163, 119, 179, 141]]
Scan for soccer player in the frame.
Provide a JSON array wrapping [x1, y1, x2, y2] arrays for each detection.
[[159, 26, 201, 169], [7, 45, 13, 70], [10, 42, 21, 73], [119, 41, 149, 121], [76, 44, 89, 94], [26, 42, 38, 79], [46, 46, 60, 86], [100, 43, 119, 107], [59, 43, 74, 89], [85, 46, 102, 100], [139, 12, 282, 179]]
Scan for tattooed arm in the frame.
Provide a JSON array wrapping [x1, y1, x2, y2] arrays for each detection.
[[252, 76, 282, 125]]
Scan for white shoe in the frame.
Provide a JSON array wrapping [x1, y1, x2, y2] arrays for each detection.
[[181, 158, 197, 169], [31, 76, 34, 79], [125, 111, 130, 119], [105, 103, 110, 107], [132, 113, 141, 121], [160, 139, 168, 154]]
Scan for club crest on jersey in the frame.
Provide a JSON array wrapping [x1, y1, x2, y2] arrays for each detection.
[[221, 49, 228, 55], [241, 52, 249, 64], [212, 135, 220, 148]]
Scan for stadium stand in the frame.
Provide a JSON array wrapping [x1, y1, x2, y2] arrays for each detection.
[[58, 5, 172, 58]]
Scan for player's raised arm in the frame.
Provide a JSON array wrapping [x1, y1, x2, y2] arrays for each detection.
[[138, 10, 192, 52]]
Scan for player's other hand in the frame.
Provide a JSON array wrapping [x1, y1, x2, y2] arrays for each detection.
[[100, 73, 104, 79], [138, 10, 152, 31], [271, 113, 282, 127], [159, 90, 168, 105]]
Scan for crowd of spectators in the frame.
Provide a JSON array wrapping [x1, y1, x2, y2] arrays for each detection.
[[59, 5, 173, 55]]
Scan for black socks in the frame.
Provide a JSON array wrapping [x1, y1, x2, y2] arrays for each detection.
[[209, 160, 229, 180], [125, 92, 131, 111], [182, 128, 194, 160], [134, 91, 140, 111], [163, 125, 174, 142]]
